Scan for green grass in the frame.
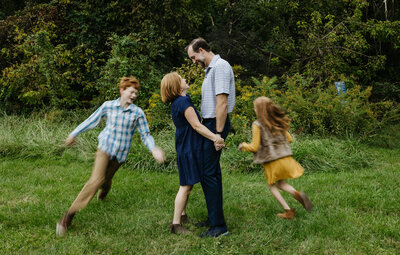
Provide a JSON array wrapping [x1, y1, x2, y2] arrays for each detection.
[[1, 114, 399, 254]]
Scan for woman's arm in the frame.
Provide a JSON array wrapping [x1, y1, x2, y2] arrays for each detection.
[[184, 107, 222, 144]]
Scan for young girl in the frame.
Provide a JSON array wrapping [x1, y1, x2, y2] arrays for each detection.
[[160, 72, 225, 234], [238, 97, 313, 219]]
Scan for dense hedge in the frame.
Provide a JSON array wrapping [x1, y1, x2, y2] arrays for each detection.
[[1, 0, 399, 137]]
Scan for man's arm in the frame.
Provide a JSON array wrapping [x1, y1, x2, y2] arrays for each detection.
[[216, 93, 228, 134]]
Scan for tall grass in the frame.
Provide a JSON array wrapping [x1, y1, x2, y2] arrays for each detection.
[[1, 113, 374, 174]]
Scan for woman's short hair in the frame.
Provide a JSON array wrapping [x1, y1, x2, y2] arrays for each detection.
[[160, 72, 182, 103], [119, 76, 140, 91]]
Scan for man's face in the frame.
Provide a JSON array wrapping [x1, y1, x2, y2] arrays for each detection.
[[187, 46, 206, 68], [120, 86, 138, 105]]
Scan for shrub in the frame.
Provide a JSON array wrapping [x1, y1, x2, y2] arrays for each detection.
[[95, 33, 164, 109], [246, 74, 399, 139]]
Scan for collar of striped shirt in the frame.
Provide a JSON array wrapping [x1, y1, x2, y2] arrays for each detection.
[[205, 54, 221, 72]]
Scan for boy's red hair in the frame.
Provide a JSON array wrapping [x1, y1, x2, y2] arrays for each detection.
[[119, 76, 140, 91]]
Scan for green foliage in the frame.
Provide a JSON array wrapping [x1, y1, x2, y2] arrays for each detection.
[[0, 0, 399, 140], [1, 29, 77, 111], [233, 74, 399, 139], [95, 33, 163, 108]]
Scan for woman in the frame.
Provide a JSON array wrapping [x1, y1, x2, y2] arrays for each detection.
[[160, 72, 224, 234]]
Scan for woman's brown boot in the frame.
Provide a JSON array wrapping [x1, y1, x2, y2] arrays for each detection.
[[180, 214, 190, 224], [293, 191, 313, 212], [170, 223, 190, 234], [277, 209, 295, 219]]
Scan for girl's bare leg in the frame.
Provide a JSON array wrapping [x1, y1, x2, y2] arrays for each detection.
[[276, 180, 296, 195], [268, 183, 290, 210]]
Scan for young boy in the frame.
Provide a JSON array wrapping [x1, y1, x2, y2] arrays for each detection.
[[56, 76, 165, 236]]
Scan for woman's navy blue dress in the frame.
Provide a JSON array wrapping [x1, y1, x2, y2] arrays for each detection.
[[171, 95, 204, 186]]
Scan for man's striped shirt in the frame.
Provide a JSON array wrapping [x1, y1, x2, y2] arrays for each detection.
[[201, 54, 236, 118]]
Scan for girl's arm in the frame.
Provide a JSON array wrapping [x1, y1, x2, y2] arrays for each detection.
[[238, 123, 261, 152], [285, 131, 293, 143], [184, 107, 222, 144]]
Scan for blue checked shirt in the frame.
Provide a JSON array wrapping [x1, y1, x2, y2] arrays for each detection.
[[201, 54, 236, 118], [69, 98, 155, 163]]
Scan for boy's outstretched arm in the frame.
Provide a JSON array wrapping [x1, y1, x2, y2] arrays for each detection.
[[151, 147, 166, 163], [65, 103, 106, 146], [136, 110, 165, 163], [65, 136, 76, 146]]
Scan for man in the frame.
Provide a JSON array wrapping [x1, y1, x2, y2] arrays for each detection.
[[56, 76, 165, 236], [186, 38, 235, 237]]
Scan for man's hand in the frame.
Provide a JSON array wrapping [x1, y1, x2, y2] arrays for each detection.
[[65, 136, 76, 146], [214, 135, 225, 151], [152, 146, 166, 163]]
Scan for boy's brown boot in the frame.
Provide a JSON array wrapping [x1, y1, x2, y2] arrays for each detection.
[[277, 209, 295, 219], [293, 191, 313, 212], [56, 212, 75, 236], [170, 223, 191, 234]]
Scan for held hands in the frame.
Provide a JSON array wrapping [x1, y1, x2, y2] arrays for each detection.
[[64, 136, 76, 146], [214, 134, 225, 151], [152, 146, 166, 163]]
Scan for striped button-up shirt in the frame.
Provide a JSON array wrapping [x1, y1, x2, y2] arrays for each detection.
[[201, 54, 236, 118], [69, 98, 155, 162]]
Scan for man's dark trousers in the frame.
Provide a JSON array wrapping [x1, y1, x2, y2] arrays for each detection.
[[201, 116, 230, 227]]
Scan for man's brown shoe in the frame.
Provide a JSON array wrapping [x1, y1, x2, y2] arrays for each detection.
[[277, 209, 295, 219], [170, 223, 190, 234], [293, 191, 313, 212], [56, 212, 75, 236]]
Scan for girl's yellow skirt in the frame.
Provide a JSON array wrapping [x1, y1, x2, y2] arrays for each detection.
[[263, 156, 304, 185]]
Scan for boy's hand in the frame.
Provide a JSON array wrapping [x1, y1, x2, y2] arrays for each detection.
[[237, 143, 243, 151], [65, 137, 76, 146], [152, 146, 166, 163]]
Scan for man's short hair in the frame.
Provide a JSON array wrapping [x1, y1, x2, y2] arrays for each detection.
[[185, 37, 211, 53], [119, 76, 140, 91]]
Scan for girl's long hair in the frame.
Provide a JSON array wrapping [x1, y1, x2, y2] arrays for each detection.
[[254, 97, 290, 135]]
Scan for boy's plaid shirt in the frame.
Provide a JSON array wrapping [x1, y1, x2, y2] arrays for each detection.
[[69, 98, 155, 162]]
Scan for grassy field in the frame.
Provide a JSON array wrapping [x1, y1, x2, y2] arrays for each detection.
[[1, 114, 399, 254]]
